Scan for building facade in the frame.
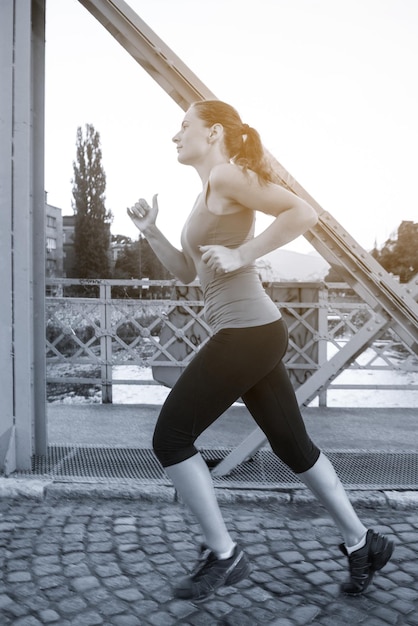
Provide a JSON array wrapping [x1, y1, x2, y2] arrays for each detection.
[[62, 214, 76, 277], [45, 196, 64, 279]]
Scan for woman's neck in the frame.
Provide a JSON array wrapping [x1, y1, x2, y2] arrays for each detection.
[[193, 152, 229, 185]]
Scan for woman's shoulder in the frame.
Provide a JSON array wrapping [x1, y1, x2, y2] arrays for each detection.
[[205, 164, 257, 216], [209, 162, 257, 195]]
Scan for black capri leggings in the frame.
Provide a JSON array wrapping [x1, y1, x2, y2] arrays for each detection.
[[153, 318, 320, 474]]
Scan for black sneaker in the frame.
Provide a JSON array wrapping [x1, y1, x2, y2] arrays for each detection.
[[174, 544, 251, 600], [339, 529, 394, 595]]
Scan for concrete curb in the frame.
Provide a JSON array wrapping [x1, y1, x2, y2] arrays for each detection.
[[1, 477, 418, 509], [0, 477, 50, 501]]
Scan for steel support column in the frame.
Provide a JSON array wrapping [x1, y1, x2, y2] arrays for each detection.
[[0, 0, 47, 472]]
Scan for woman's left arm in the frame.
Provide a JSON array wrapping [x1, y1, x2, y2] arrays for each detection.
[[200, 164, 318, 273], [240, 203, 318, 266]]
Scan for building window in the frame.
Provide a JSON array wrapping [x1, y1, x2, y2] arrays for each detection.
[[63, 231, 74, 244], [47, 215, 57, 228], [46, 237, 57, 251]]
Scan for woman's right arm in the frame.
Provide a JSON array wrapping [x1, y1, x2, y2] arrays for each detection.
[[127, 195, 196, 284]]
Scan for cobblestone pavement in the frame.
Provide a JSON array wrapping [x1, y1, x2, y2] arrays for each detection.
[[0, 494, 417, 626]]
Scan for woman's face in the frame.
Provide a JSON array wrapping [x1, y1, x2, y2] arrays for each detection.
[[172, 107, 211, 166]]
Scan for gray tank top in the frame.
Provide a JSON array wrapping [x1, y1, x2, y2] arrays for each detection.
[[181, 186, 281, 333]]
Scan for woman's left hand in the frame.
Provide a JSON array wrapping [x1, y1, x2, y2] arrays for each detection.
[[199, 245, 244, 274]]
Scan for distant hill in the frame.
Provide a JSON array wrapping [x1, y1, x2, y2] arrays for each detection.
[[256, 248, 330, 282]]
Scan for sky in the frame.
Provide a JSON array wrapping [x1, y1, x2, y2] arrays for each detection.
[[44, 0, 418, 254]]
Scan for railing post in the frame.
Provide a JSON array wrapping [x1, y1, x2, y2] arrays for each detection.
[[100, 282, 113, 403], [317, 284, 329, 406]]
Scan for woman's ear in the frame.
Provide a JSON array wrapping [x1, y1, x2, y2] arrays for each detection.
[[208, 123, 223, 142]]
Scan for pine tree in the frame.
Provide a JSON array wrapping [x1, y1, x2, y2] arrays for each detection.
[[72, 124, 113, 278]]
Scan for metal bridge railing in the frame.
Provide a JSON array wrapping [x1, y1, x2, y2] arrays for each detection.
[[45, 278, 418, 405]]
